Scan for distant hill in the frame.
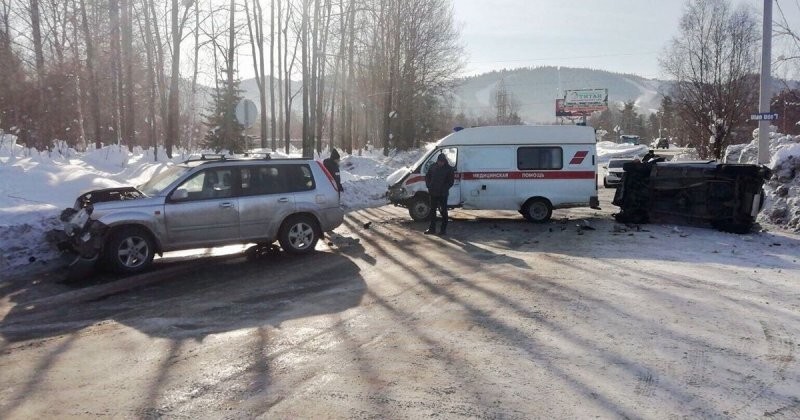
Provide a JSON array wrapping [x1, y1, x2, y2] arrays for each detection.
[[231, 67, 797, 125], [451, 66, 665, 124]]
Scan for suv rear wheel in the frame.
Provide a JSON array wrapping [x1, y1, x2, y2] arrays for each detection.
[[103, 226, 155, 274], [279, 215, 320, 254]]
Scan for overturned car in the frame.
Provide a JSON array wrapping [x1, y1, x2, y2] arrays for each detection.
[[612, 156, 770, 233]]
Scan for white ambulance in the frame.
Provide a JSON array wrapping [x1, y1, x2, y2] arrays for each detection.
[[386, 125, 599, 222]]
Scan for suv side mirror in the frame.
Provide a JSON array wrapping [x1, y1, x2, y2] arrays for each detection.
[[171, 188, 189, 201]]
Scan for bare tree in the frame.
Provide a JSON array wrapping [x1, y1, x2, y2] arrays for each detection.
[[108, 0, 122, 145], [775, 0, 800, 71], [301, 0, 311, 156], [660, 0, 760, 159], [29, 0, 47, 147], [244, 0, 268, 149], [269, 0, 276, 150], [165, 0, 193, 158], [121, 0, 135, 150], [78, 0, 102, 148]]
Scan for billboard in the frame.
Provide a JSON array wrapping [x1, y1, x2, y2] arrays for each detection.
[[556, 99, 579, 117], [557, 89, 608, 117]]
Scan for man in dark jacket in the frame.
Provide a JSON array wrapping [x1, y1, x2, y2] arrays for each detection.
[[425, 153, 455, 235], [323, 148, 344, 192]]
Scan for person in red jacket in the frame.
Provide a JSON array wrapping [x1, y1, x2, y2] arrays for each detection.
[[424, 153, 455, 235]]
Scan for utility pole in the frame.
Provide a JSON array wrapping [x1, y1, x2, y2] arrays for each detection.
[[757, 0, 772, 165]]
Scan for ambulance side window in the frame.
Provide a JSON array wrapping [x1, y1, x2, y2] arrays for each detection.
[[423, 147, 458, 173], [518, 147, 563, 170]]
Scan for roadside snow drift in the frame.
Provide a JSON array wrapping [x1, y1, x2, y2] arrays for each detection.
[[724, 128, 800, 231]]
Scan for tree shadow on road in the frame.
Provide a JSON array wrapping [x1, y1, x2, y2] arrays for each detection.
[[0, 250, 366, 343]]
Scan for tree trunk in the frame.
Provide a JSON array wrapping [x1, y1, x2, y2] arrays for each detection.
[[301, 0, 311, 157], [29, 0, 47, 148], [109, 0, 123, 146], [344, 1, 356, 154], [79, 0, 102, 148], [149, 0, 168, 133], [227, 0, 236, 150], [309, 0, 319, 155], [269, 0, 276, 151], [165, 0, 182, 158], [142, 0, 158, 159], [70, 3, 87, 151], [121, 0, 135, 151], [256, 1, 267, 149], [276, 0, 284, 146], [188, 0, 200, 153]]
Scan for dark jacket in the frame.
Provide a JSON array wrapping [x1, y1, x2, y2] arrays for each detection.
[[425, 162, 455, 197], [323, 149, 343, 192]]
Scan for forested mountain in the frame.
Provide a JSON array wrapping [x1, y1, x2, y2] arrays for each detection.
[[450, 66, 664, 124]]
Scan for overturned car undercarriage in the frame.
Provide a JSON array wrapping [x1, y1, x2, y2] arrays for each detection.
[[612, 156, 771, 234]]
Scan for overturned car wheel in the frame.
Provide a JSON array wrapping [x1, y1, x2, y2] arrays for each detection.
[[103, 226, 155, 274]]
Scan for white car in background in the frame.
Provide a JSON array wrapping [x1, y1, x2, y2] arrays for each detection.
[[603, 157, 637, 188]]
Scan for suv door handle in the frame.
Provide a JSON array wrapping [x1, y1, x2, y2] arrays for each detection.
[[278, 197, 290, 203], [219, 202, 234, 208]]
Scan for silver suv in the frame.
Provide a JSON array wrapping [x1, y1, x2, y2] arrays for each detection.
[[57, 155, 344, 274]]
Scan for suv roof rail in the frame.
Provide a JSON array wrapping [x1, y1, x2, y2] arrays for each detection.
[[183, 153, 228, 164], [241, 152, 271, 159]]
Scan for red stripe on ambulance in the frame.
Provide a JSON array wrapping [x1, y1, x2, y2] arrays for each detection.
[[461, 171, 595, 180], [569, 150, 589, 165]]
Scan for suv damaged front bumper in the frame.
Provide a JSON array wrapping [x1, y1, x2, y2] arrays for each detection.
[[50, 207, 110, 267]]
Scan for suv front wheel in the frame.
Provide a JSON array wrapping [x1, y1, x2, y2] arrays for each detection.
[[278, 215, 320, 254], [103, 226, 155, 274]]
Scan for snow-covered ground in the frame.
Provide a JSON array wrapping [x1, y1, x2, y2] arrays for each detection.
[[1, 129, 797, 272]]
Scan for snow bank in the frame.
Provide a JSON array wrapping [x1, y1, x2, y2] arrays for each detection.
[[723, 128, 800, 231], [339, 148, 427, 209], [596, 141, 649, 164]]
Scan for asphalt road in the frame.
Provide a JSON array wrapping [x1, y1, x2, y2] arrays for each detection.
[[1, 188, 799, 419]]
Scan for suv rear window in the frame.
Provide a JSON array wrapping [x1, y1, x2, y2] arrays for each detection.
[[240, 163, 315, 196], [518, 147, 563, 170]]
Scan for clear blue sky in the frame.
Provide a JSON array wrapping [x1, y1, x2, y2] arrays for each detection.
[[452, 0, 800, 80]]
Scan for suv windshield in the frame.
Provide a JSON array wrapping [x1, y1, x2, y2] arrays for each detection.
[[608, 160, 628, 168], [138, 166, 192, 195]]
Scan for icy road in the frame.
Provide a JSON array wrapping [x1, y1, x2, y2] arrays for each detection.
[[1, 190, 799, 419]]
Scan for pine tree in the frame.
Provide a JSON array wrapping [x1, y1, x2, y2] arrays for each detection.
[[203, 71, 245, 153]]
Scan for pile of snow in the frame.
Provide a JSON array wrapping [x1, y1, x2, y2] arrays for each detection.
[[0, 142, 421, 271], [669, 148, 701, 161], [596, 141, 649, 164], [339, 148, 427, 209], [723, 127, 800, 231]]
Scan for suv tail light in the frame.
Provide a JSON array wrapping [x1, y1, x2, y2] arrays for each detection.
[[316, 160, 338, 191]]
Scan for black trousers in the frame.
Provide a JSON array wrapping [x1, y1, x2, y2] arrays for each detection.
[[428, 195, 448, 231]]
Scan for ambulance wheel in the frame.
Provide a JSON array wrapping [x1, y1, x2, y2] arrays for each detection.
[[408, 195, 432, 221], [522, 198, 552, 223]]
